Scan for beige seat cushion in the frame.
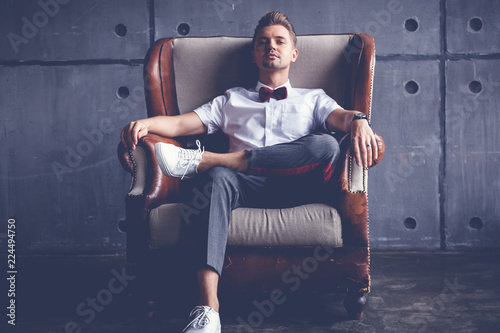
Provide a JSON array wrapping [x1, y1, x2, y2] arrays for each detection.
[[149, 203, 343, 249]]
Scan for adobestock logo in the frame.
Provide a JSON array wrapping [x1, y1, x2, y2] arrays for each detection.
[[7, 0, 72, 54]]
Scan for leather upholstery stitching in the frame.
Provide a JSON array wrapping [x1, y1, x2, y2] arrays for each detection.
[[127, 149, 137, 196], [366, 37, 376, 293], [158, 43, 168, 116], [127, 147, 147, 197]]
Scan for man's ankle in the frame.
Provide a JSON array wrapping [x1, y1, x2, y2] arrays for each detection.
[[198, 300, 219, 312], [237, 152, 248, 172]]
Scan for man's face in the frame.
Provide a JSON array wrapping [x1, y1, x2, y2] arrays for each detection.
[[252, 25, 298, 72]]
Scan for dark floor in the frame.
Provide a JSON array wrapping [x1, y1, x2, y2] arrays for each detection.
[[3, 251, 500, 333]]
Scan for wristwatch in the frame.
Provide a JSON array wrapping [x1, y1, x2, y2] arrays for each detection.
[[351, 113, 368, 124]]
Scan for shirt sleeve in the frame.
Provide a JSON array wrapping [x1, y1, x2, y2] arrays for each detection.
[[193, 94, 227, 135], [314, 90, 341, 132]]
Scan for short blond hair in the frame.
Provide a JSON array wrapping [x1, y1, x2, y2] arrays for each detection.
[[252, 11, 297, 48]]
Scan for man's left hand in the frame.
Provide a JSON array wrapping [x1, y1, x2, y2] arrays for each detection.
[[351, 119, 378, 168]]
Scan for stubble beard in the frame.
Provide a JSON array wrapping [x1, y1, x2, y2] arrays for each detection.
[[262, 58, 282, 69]]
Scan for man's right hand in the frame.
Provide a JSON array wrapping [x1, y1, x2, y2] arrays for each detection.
[[120, 120, 149, 151]]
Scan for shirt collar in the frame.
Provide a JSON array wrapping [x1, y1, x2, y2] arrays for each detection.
[[255, 80, 293, 93]]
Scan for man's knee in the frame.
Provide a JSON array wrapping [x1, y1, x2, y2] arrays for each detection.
[[305, 133, 340, 161], [208, 166, 240, 188], [309, 132, 338, 145]]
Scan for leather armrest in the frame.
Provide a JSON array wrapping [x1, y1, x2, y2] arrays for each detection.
[[117, 134, 182, 260], [117, 141, 134, 174], [118, 134, 181, 209], [334, 132, 384, 247]]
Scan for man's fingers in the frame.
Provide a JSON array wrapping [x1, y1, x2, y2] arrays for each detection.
[[362, 141, 369, 168], [121, 123, 136, 151], [366, 142, 372, 168], [130, 123, 148, 151], [353, 138, 363, 167], [130, 123, 142, 150], [354, 138, 375, 168], [352, 141, 359, 166], [128, 124, 135, 146]]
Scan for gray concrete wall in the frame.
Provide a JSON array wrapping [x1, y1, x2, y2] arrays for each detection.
[[1, 0, 498, 253]]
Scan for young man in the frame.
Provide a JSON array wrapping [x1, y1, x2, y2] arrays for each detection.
[[121, 11, 377, 333]]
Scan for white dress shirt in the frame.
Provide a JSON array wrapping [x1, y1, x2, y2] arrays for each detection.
[[194, 81, 341, 153]]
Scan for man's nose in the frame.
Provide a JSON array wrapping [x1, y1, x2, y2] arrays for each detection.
[[267, 41, 276, 51]]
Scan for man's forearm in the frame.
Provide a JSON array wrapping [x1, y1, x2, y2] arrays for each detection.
[[143, 113, 207, 137], [141, 115, 178, 137], [326, 108, 358, 133]]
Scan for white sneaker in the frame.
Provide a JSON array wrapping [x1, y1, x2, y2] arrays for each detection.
[[182, 305, 221, 333], [155, 140, 204, 179]]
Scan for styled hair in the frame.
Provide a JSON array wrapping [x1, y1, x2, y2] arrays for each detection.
[[252, 11, 297, 48]]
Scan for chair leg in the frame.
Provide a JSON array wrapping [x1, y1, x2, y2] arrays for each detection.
[[344, 290, 367, 320]]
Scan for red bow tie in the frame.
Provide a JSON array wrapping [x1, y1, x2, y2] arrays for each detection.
[[259, 86, 288, 102]]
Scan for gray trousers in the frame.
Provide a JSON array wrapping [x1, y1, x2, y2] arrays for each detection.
[[192, 133, 341, 276]]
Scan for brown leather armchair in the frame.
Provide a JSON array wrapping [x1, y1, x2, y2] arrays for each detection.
[[118, 34, 384, 320]]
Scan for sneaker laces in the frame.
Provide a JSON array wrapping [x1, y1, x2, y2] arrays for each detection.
[[182, 305, 212, 331], [179, 140, 204, 180]]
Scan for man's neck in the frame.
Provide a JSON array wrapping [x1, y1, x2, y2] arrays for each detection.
[[258, 70, 289, 89]]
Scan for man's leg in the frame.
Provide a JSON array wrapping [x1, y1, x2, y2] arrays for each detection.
[[198, 133, 340, 181], [197, 151, 247, 173], [156, 133, 339, 180], [192, 167, 269, 308], [197, 268, 220, 312], [196, 167, 268, 275], [180, 134, 340, 331], [244, 133, 340, 182], [193, 133, 339, 301], [182, 167, 266, 332]]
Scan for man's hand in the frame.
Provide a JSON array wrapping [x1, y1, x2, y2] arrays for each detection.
[[351, 119, 378, 168], [120, 120, 149, 151], [326, 108, 379, 168]]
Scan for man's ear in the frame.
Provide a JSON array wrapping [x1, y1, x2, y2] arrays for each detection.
[[291, 48, 299, 63]]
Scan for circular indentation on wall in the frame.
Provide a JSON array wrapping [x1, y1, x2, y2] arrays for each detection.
[[117, 219, 127, 233], [405, 80, 419, 95], [469, 217, 483, 230], [117, 86, 130, 99], [115, 24, 128, 37], [469, 80, 482, 94], [405, 18, 419, 32], [468, 17, 483, 32], [404, 217, 417, 230], [177, 23, 190, 36]]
